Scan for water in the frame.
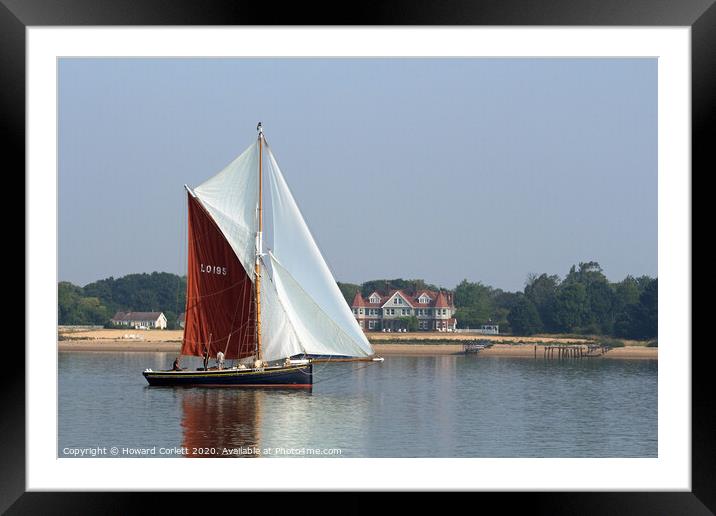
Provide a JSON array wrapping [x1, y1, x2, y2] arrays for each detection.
[[58, 352, 657, 458]]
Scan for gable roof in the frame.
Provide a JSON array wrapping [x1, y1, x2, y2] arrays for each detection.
[[381, 290, 415, 308], [360, 291, 383, 307], [111, 311, 164, 322], [350, 288, 455, 309], [415, 290, 435, 302]]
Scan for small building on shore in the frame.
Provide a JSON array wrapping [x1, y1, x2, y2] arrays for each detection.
[[351, 289, 457, 332], [110, 311, 167, 330]]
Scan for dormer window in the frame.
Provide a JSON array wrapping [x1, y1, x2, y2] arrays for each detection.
[[419, 295, 430, 304], [369, 294, 381, 304]]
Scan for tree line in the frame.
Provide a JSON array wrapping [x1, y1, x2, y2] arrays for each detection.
[[58, 261, 656, 339], [337, 261, 656, 340], [58, 272, 186, 329]]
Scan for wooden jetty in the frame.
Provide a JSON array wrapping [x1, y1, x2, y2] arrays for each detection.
[[542, 343, 610, 359]]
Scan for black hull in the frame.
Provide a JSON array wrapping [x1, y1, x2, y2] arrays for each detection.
[[143, 363, 312, 388]]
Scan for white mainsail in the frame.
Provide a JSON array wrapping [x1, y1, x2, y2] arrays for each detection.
[[192, 141, 259, 280], [259, 265, 304, 362], [264, 143, 374, 358]]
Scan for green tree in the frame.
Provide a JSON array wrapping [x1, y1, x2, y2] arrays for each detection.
[[615, 278, 657, 339], [585, 278, 616, 334], [337, 282, 360, 305], [58, 281, 111, 325], [615, 275, 641, 307], [549, 282, 589, 332], [397, 316, 419, 332], [453, 279, 495, 328], [524, 273, 560, 331], [507, 295, 543, 335], [59, 272, 187, 326]]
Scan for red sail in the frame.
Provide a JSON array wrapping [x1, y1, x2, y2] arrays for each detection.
[[182, 192, 256, 360]]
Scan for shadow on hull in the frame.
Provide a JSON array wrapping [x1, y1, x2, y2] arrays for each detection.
[[143, 363, 312, 388]]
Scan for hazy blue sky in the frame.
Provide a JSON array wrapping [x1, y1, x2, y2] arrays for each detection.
[[58, 58, 656, 292]]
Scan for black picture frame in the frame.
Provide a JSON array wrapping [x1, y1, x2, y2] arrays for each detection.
[[7, 0, 708, 513]]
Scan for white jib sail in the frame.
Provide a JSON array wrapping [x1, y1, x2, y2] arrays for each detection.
[[192, 141, 259, 279], [260, 258, 305, 362], [264, 144, 374, 358]]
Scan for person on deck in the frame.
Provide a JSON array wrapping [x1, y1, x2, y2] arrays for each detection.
[[172, 357, 182, 371], [202, 347, 210, 371], [216, 351, 225, 370]]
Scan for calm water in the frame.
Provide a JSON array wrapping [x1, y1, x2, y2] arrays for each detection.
[[58, 352, 657, 458]]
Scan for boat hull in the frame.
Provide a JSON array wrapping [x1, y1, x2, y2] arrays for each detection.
[[142, 363, 312, 388]]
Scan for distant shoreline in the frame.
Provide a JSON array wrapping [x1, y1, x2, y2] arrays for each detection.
[[57, 329, 657, 359]]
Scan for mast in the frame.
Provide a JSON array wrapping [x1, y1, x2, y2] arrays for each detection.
[[255, 122, 264, 363]]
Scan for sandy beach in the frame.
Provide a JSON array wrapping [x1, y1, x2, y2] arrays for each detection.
[[58, 329, 657, 359]]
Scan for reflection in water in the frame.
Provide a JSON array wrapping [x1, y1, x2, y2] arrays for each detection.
[[181, 389, 264, 457], [179, 388, 319, 457], [59, 353, 657, 458]]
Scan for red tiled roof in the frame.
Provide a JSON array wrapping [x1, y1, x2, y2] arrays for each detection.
[[352, 292, 367, 308], [434, 291, 450, 308], [350, 288, 455, 309]]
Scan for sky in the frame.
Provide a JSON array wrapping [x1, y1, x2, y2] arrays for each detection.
[[58, 58, 657, 292]]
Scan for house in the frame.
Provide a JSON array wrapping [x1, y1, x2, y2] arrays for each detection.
[[110, 311, 167, 330], [351, 289, 457, 332]]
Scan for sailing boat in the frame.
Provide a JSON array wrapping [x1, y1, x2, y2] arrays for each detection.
[[143, 123, 381, 387]]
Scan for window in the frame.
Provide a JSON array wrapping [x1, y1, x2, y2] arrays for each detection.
[[370, 295, 380, 304], [368, 321, 376, 329]]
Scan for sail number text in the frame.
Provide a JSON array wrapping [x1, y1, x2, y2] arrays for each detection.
[[200, 264, 228, 275]]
